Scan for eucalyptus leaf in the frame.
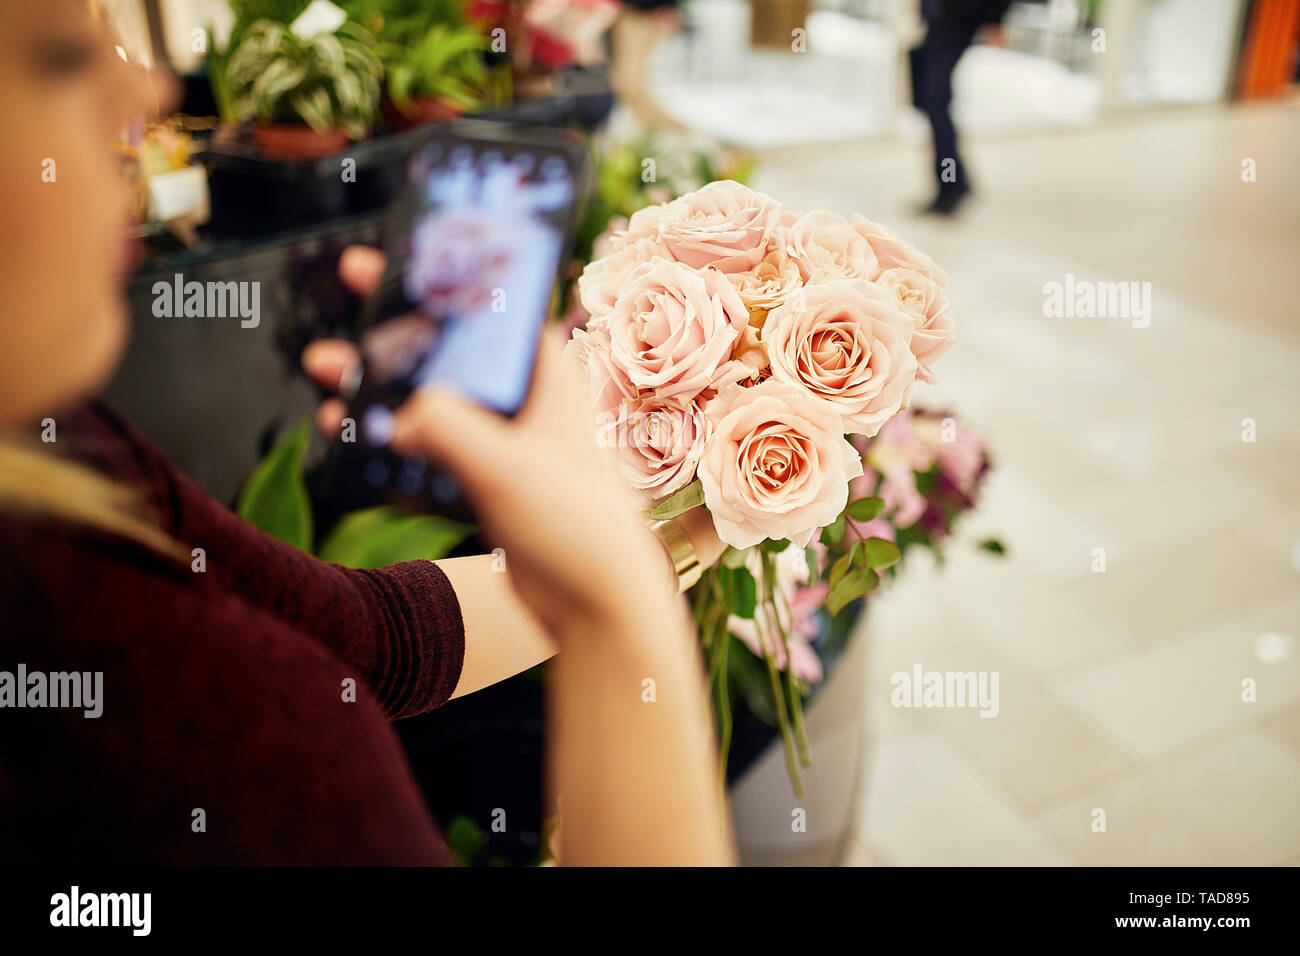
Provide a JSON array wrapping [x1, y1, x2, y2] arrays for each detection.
[[819, 514, 846, 548], [862, 537, 901, 570], [846, 496, 885, 521], [826, 565, 879, 617], [828, 551, 853, 590]]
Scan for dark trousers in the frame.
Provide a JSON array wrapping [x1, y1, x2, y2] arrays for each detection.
[[909, 27, 976, 195]]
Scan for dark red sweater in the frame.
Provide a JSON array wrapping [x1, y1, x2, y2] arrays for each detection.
[[0, 402, 464, 865]]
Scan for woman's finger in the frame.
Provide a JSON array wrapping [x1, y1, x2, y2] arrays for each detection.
[[339, 245, 387, 297], [315, 398, 349, 437], [388, 387, 512, 498], [301, 339, 360, 392]]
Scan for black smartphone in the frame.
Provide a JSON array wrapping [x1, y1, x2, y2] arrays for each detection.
[[328, 121, 589, 521]]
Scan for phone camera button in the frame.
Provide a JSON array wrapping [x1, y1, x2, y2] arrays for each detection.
[[432, 473, 460, 503], [399, 459, 426, 494], [362, 406, 396, 446]]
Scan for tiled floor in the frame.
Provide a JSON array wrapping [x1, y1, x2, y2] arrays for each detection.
[[749, 101, 1300, 865]]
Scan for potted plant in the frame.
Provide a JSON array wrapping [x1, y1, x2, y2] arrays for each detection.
[[380, 23, 500, 130], [227, 18, 382, 160]]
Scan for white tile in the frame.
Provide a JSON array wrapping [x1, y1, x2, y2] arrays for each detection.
[[1035, 732, 1300, 866], [860, 726, 1072, 866], [1054, 594, 1300, 760]]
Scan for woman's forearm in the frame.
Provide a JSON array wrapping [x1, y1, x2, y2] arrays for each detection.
[[548, 595, 736, 866], [439, 509, 725, 700], [437, 554, 556, 699]]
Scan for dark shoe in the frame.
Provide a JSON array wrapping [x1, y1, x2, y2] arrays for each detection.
[[920, 184, 971, 217]]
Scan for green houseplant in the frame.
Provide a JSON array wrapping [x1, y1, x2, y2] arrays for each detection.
[[208, 0, 315, 125], [380, 23, 501, 128], [227, 18, 383, 159], [236, 420, 473, 565]]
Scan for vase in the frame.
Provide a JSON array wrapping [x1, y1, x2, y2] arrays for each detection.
[[728, 607, 872, 865]]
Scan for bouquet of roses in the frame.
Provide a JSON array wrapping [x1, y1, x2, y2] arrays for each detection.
[[567, 180, 954, 792]]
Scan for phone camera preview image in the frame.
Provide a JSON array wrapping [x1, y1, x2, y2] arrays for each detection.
[[337, 129, 582, 518], [392, 143, 571, 414]]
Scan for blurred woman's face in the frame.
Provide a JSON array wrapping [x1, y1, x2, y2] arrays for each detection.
[[0, 0, 165, 426]]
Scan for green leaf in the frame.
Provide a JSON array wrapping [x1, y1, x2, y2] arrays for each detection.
[[819, 514, 846, 548], [719, 547, 749, 570], [236, 420, 313, 552], [846, 496, 885, 521], [225, 17, 379, 134], [717, 565, 757, 620], [826, 565, 879, 617], [979, 538, 1007, 556], [727, 634, 779, 727], [827, 551, 853, 590], [646, 479, 705, 520], [861, 537, 901, 570], [317, 507, 473, 569], [388, 62, 415, 110], [444, 815, 485, 867]]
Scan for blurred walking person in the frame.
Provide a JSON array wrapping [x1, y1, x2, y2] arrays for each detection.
[[910, 0, 1012, 215]]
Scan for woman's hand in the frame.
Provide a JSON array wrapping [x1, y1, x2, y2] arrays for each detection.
[[307, 245, 735, 865], [302, 246, 679, 634]]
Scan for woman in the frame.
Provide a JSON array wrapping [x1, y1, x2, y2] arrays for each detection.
[[0, 0, 731, 866]]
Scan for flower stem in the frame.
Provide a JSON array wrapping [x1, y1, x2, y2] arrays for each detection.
[[766, 548, 812, 768], [758, 553, 802, 797]]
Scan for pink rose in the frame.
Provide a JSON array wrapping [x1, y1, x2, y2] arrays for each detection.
[[852, 214, 951, 288], [912, 413, 987, 497], [592, 217, 627, 260], [576, 237, 666, 320], [648, 180, 783, 274], [876, 267, 954, 383], [699, 379, 864, 549], [604, 258, 752, 403], [565, 324, 637, 413], [784, 210, 879, 283], [726, 248, 804, 315], [595, 393, 709, 502], [760, 278, 918, 437], [618, 202, 668, 249], [728, 324, 769, 380], [404, 210, 537, 317]]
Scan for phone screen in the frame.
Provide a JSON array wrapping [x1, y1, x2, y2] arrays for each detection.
[[335, 123, 586, 516]]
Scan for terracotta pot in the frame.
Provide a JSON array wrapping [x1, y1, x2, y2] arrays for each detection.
[[253, 124, 350, 161], [382, 95, 464, 132]]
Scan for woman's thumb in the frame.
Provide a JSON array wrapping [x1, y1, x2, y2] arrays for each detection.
[[388, 386, 512, 492]]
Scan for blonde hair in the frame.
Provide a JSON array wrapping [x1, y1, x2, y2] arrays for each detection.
[[0, 439, 186, 560]]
